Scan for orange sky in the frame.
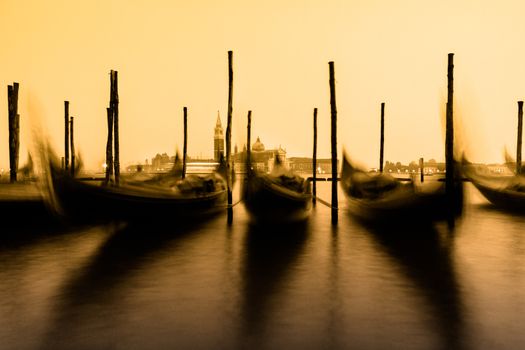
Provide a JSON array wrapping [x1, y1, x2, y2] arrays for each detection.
[[1, 0, 525, 171]]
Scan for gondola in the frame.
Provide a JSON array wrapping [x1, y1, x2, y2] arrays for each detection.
[[46, 150, 229, 222], [340, 152, 463, 222], [462, 158, 525, 212], [0, 158, 52, 224], [242, 156, 312, 223], [0, 182, 48, 222]]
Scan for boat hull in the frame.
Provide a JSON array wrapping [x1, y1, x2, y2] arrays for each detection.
[[243, 175, 312, 223], [51, 172, 228, 223], [470, 177, 525, 212], [343, 181, 463, 222], [0, 183, 51, 223], [462, 161, 525, 212], [341, 155, 463, 223]]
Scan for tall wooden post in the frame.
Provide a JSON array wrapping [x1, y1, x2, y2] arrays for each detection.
[[64, 101, 70, 171], [419, 157, 425, 183], [111, 70, 120, 186], [182, 106, 188, 179], [312, 108, 318, 205], [70, 116, 75, 177], [445, 53, 455, 223], [226, 51, 234, 223], [105, 107, 114, 184], [7, 83, 20, 183], [247, 110, 252, 170], [329, 62, 338, 225], [517, 101, 523, 174], [379, 102, 385, 173]]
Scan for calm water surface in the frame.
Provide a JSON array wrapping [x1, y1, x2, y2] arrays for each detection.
[[1, 183, 525, 349]]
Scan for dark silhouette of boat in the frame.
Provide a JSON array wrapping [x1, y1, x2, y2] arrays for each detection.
[[0, 157, 53, 225], [243, 156, 312, 223], [462, 157, 525, 212], [340, 152, 463, 222], [0, 183, 49, 226], [47, 151, 228, 222]]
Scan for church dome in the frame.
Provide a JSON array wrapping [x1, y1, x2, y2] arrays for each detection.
[[252, 137, 265, 151]]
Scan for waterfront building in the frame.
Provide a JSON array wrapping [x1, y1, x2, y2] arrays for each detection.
[[287, 157, 334, 174], [233, 137, 286, 173], [151, 153, 174, 171]]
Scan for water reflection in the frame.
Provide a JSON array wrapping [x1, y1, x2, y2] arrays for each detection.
[[3, 183, 525, 349], [41, 221, 210, 350], [327, 224, 341, 349], [0, 223, 111, 350], [364, 222, 465, 350], [240, 221, 310, 346]]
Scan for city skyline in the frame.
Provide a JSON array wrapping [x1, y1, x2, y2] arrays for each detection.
[[2, 1, 525, 172]]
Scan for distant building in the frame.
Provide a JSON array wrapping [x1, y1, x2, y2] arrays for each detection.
[[383, 159, 446, 175], [214, 111, 224, 162], [233, 137, 286, 173], [288, 157, 334, 174], [482, 164, 513, 175], [151, 153, 174, 171]]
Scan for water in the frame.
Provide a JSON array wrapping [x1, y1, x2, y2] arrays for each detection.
[[1, 183, 525, 349]]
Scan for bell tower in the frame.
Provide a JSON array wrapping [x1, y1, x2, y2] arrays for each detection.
[[214, 111, 224, 161]]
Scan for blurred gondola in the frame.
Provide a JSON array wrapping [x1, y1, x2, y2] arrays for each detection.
[[46, 147, 229, 223], [243, 155, 312, 223], [340, 152, 463, 223]]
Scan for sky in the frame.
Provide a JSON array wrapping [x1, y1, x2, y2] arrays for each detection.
[[1, 0, 525, 171]]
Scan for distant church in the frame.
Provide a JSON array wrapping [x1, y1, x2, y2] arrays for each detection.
[[214, 111, 224, 161], [214, 112, 287, 172], [233, 136, 287, 173]]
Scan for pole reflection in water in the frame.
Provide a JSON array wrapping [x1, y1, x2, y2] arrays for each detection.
[[3, 183, 525, 349], [0, 223, 112, 350], [326, 224, 341, 350], [363, 220, 465, 350], [41, 221, 210, 350], [240, 221, 310, 348]]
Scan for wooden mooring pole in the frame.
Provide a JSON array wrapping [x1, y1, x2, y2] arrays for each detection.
[[105, 107, 114, 184], [329, 62, 338, 225], [247, 110, 252, 169], [182, 107, 188, 179], [312, 108, 318, 205], [70, 116, 75, 177], [445, 53, 455, 225], [379, 102, 385, 173], [419, 157, 425, 183], [517, 101, 523, 174], [111, 70, 120, 186], [226, 51, 234, 224], [64, 101, 70, 171], [7, 83, 20, 183]]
